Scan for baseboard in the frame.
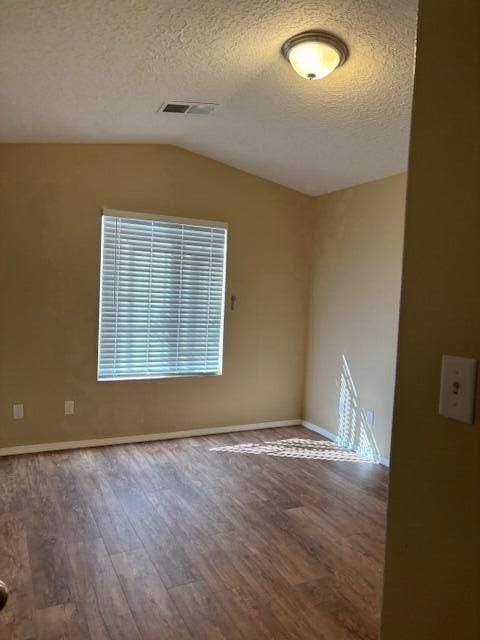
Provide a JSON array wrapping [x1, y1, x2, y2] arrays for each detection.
[[301, 419, 390, 467], [0, 419, 301, 457], [301, 420, 338, 441], [0, 419, 391, 465]]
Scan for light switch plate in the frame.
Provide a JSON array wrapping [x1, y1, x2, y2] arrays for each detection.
[[439, 355, 477, 423], [13, 403, 24, 420]]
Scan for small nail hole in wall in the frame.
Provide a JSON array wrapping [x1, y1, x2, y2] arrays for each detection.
[[230, 295, 237, 311]]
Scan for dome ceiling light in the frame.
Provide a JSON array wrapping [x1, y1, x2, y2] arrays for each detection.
[[281, 30, 349, 80]]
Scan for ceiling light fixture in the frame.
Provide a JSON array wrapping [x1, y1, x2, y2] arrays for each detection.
[[281, 30, 349, 80]]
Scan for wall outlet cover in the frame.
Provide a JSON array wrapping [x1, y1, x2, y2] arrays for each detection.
[[64, 400, 74, 415], [13, 403, 24, 420]]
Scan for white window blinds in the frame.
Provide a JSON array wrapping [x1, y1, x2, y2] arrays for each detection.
[[97, 210, 227, 380]]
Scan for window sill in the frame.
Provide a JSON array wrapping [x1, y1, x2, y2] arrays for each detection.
[[97, 371, 223, 382]]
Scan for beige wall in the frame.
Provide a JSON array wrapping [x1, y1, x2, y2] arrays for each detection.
[[304, 175, 406, 461], [381, 0, 479, 638], [0, 144, 313, 448], [0, 145, 407, 454]]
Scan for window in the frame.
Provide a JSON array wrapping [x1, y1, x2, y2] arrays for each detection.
[[97, 209, 227, 381]]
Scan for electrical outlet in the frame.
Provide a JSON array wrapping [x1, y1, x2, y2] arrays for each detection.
[[64, 400, 74, 415], [13, 403, 24, 419]]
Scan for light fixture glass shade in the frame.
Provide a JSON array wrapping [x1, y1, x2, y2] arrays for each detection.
[[288, 41, 340, 80], [282, 31, 348, 80]]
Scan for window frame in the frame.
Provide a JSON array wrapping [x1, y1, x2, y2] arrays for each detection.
[[97, 208, 228, 382]]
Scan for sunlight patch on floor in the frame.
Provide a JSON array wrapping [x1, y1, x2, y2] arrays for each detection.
[[210, 437, 376, 463]]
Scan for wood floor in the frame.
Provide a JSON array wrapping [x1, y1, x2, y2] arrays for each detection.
[[0, 426, 388, 639]]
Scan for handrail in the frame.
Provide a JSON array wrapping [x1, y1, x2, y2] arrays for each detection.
[[0, 581, 8, 611]]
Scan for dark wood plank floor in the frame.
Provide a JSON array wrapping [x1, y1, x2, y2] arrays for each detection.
[[0, 426, 388, 639]]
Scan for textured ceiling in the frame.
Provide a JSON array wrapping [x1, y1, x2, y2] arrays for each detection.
[[0, 0, 417, 195]]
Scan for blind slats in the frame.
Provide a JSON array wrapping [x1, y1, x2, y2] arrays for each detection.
[[97, 214, 227, 380]]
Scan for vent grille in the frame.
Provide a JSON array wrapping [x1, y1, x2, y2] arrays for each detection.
[[159, 102, 217, 115], [162, 103, 190, 113]]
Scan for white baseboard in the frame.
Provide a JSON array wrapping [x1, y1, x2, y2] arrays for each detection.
[[0, 419, 301, 458], [301, 419, 390, 468], [0, 419, 391, 465], [301, 420, 338, 441]]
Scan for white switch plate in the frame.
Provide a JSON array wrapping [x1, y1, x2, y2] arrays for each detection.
[[366, 410, 374, 427], [64, 400, 74, 415], [13, 403, 24, 419], [439, 355, 477, 423]]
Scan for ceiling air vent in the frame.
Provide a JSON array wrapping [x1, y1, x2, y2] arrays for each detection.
[[158, 102, 218, 115]]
